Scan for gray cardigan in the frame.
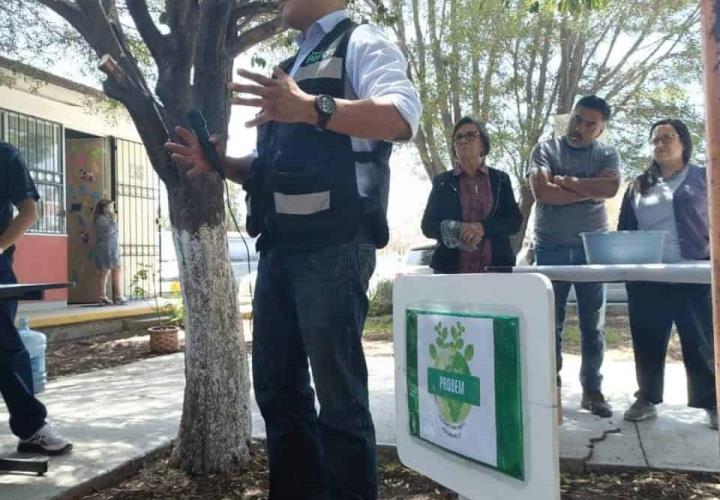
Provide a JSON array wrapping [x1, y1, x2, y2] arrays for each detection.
[[618, 163, 709, 260]]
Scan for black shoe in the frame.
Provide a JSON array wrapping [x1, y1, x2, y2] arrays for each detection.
[[581, 391, 613, 418], [707, 408, 718, 430]]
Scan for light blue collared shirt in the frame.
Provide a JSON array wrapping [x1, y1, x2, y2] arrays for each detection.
[[289, 10, 421, 146]]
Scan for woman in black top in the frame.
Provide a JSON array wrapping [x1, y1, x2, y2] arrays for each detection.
[[421, 116, 522, 273]]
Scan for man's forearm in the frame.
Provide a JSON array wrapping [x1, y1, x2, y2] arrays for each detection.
[[295, 95, 412, 142], [225, 155, 255, 185], [0, 202, 37, 250], [560, 177, 619, 199], [531, 173, 591, 205], [534, 184, 590, 205], [329, 97, 412, 141]]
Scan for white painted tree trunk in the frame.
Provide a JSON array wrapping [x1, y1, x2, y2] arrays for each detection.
[[169, 223, 251, 473]]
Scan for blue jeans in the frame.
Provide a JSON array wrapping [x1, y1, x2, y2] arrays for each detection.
[[535, 244, 606, 392], [252, 242, 377, 500], [0, 253, 47, 439]]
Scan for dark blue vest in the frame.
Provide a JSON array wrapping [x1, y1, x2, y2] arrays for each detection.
[[247, 19, 392, 251]]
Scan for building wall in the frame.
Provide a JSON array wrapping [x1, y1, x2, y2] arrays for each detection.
[[0, 61, 144, 304], [13, 234, 69, 301], [0, 66, 141, 141]]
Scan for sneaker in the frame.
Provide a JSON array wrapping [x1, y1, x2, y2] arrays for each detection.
[[707, 409, 718, 430], [624, 398, 657, 422], [581, 391, 613, 418], [18, 423, 73, 455], [113, 297, 127, 305], [99, 296, 113, 305]]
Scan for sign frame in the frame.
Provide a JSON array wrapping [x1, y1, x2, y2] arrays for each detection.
[[393, 273, 559, 500]]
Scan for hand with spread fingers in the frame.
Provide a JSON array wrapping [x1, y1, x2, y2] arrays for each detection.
[[229, 67, 316, 128], [164, 127, 226, 178]]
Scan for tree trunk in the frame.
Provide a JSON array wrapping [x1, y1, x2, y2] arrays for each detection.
[[511, 181, 535, 253], [168, 189, 251, 474]]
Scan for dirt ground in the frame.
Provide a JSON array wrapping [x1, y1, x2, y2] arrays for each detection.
[[52, 313, 717, 500], [77, 441, 720, 500], [46, 311, 681, 381], [47, 333, 186, 380]]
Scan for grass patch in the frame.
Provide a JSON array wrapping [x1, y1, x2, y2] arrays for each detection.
[[364, 315, 393, 341], [563, 325, 626, 350]]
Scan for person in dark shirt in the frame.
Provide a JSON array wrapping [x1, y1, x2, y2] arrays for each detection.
[[0, 141, 72, 454], [421, 116, 523, 273]]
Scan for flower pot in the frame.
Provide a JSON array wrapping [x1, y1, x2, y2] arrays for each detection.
[[148, 325, 180, 353]]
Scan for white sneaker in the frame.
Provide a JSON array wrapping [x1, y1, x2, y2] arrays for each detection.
[[18, 423, 73, 455]]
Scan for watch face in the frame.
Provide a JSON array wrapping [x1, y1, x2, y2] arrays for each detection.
[[318, 95, 336, 115]]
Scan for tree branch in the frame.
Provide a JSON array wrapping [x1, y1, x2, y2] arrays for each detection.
[[411, 0, 425, 78], [230, 17, 284, 56], [126, 0, 169, 64], [101, 0, 119, 23], [35, 0, 86, 37], [590, 14, 656, 92], [531, 21, 553, 135], [230, 1, 278, 26], [427, 0, 452, 153], [36, 0, 81, 25], [165, 0, 199, 58]]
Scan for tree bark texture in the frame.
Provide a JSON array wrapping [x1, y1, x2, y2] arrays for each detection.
[[33, 0, 281, 474]]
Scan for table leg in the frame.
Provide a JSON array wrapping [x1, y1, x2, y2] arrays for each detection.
[[0, 457, 48, 475]]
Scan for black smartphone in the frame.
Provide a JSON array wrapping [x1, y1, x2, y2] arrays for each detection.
[[186, 109, 226, 179]]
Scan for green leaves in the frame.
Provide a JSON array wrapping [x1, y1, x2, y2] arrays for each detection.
[[557, 0, 608, 13], [432, 320, 472, 355], [527, 0, 609, 13], [250, 55, 267, 69], [465, 344, 475, 362]]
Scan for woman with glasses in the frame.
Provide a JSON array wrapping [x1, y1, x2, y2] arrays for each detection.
[[421, 116, 522, 273], [618, 118, 716, 428]]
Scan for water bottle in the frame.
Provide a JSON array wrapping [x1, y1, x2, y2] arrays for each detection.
[[17, 318, 47, 394]]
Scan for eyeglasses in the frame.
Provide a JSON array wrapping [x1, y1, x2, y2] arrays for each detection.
[[454, 131, 481, 144], [650, 133, 678, 146]]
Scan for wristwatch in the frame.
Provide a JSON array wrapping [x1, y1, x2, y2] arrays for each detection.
[[314, 94, 336, 131]]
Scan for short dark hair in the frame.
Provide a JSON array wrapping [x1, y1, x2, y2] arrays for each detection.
[[575, 95, 612, 121], [636, 118, 694, 194], [451, 116, 491, 157]]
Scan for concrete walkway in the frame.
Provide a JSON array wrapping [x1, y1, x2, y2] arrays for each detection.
[[0, 352, 718, 499]]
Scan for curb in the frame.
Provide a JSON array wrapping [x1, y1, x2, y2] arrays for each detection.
[[53, 441, 174, 500]]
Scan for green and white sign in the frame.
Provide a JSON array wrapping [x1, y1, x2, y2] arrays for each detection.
[[406, 309, 524, 480]]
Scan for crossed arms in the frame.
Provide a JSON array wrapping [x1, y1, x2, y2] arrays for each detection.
[[530, 168, 620, 205]]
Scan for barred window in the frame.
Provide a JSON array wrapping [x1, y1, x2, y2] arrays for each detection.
[[4, 111, 65, 234]]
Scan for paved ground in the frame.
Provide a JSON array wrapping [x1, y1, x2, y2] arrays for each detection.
[[0, 352, 717, 499]]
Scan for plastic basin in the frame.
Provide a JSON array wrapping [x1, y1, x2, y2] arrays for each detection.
[[580, 230, 667, 265]]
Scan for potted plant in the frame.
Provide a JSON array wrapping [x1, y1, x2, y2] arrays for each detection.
[[130, 264, 184, 353], [147, 298, 183, 353]]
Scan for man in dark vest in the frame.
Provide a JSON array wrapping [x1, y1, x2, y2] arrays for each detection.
[[0, 142, 72, 455], [166, 0, 420, 497]]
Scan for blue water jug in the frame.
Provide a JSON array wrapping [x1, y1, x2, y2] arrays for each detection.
[[17, 318, 47, 394]]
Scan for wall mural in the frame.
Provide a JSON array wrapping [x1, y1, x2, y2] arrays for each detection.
[[66, 139, 107, 303]]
